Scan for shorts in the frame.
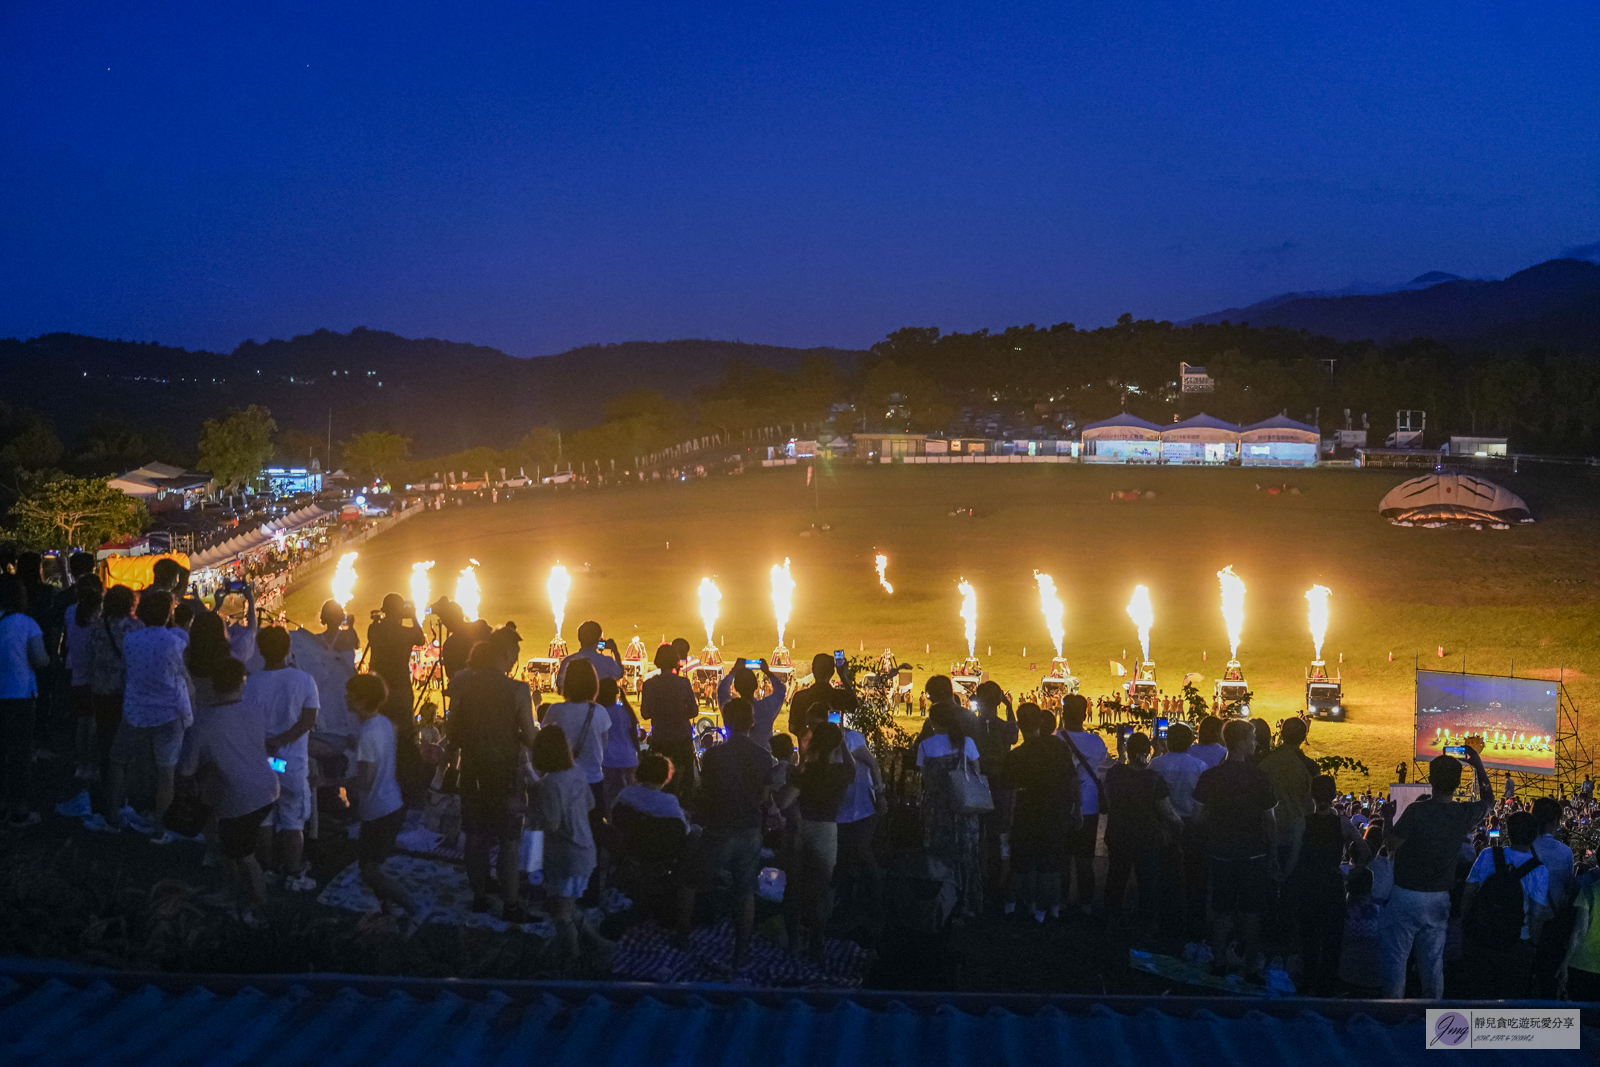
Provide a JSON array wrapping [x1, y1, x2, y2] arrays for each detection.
[[219, 804, 273, 860], [796, 818, 840, 869], [269, 769, 312, 831], [359, 807, 405, 866], [546, 871, 593, 900], [110, 718, 185, 769], [1207, 854, 1270, 916], [684, 827, 763, 894], [1068, 812, 1101, 859]]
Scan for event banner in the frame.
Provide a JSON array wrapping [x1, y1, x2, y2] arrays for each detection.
[[1414, 670, 1558, 776]]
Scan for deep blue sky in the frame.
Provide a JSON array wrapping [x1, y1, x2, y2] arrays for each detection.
[[4, 2, 1599, 356]]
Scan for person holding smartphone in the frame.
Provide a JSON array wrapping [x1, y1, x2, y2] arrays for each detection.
[[787, 652, 856, 738], [1379, 743, 1493, 998], [716, 657, 787, 742], [248, 626, 321, 893], [177, 656, 279, 927], [555, 621, 624, 692]]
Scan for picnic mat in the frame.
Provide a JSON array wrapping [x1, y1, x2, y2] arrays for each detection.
[[610, 919, 867, 987], [1128, 949, 1295, 996], [316, 855, 560, 936]]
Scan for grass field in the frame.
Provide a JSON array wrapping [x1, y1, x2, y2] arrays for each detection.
[[283, 461, 1600, 783]]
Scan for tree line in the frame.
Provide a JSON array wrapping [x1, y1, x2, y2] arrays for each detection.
[[6, 315, 1600, 550]]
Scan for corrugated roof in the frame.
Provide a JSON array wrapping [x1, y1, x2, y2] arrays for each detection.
[[0, 967, 1591, 1066], [1081, 413, 1164, 432]]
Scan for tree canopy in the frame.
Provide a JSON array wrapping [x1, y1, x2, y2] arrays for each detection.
[[7, 474, 146, 551], [198, 405, 276, 492], [341, 431, 411, 484]]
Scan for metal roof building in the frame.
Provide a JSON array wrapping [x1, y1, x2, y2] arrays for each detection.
[[0, 966, 1591, 1066]]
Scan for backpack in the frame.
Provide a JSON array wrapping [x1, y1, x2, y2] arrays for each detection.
[[1465, 845, 1541, 948]]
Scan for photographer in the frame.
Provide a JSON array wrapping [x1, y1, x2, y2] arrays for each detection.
[[365, 593, 424, 720]]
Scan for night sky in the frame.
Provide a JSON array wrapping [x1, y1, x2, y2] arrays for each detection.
[[4, 2, 1598, 356]]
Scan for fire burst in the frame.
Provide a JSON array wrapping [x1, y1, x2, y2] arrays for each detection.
[[1217, 565, 1245, 660], [1306, 584, 1331, 660], [875, 553, 893, 594], [331, 552, 358, 609], [1034, 571, 1065, 658], [698, 577, 721, 649], [1126, 585, 1153, 662], [410, 561, 434, 625], [771, 558, 794, 648], [958, 579, 978, 660], [548, 564, 571, 638], [455, 560, 481, 622]]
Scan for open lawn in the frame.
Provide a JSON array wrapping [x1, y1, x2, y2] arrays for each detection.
[[284, 462, 1600, 784]]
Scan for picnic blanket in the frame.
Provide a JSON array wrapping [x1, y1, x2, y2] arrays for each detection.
[[1128, 949, 1295, 996], [316, 855, 560, 936]]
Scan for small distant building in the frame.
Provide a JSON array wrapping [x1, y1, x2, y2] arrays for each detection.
[[1448, 436, 1509, 457], [1180, 362, 1215, 393], [852, 432, 928, 461], [947, 438, 990, 455], [1160, 413, 1241, 463], [108, 462, 213, 512], [1080, 414, 1163, 461], [1239, 415, 1320, 467], [262, 462, 324, 495]]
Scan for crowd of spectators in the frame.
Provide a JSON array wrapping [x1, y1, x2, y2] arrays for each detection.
[[2, 546, 1599, 998]]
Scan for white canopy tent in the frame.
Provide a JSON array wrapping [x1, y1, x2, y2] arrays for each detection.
[[190, 505, 333, 570]]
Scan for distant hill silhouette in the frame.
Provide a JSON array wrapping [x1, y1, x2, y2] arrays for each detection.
[[1179, 258, 1600, 355], [0, 329, 860, 458]]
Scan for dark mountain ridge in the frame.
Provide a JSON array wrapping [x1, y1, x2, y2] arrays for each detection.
[[0, 329, 861, 458], [1180, 258, 1600, 354]]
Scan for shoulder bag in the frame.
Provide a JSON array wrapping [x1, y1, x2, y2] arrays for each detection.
[[1060, 731, 1105, 811], [954, 741, 995, 814], [571, 702, 598, 762]]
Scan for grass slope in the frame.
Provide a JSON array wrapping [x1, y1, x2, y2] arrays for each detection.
[[285, 462, 1600, 781]]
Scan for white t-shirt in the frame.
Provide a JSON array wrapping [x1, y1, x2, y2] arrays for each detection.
[[542, 700, 611, 784], [355, 715, 403, 822], [246, 667, 320, 774], [1190, 742, 1227, 769], [1533, 834, 1576, 911], [1149, 750, 1206, 818], [1059, 728, 1111, 816], [0, 613, 43, 699], [915, 734, 979, 766], [837, 728, 876, 824], [289, 628, 358, 744]]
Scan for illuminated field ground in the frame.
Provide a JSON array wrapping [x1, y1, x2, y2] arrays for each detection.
[[284, 462, 1600, 783]]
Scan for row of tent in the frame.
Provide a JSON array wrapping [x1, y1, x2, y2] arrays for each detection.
[[188, 505, 334, 571], [1080, 412, 1320, 464]]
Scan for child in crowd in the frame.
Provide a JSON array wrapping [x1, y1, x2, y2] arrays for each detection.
[[614, 751, 689, 826], [417, 701, 447, 791], [178, 657, 279, 927], [1337, 866, 1384, 993], [340, 673, 417, 922], [530, 724, 603, 966]]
